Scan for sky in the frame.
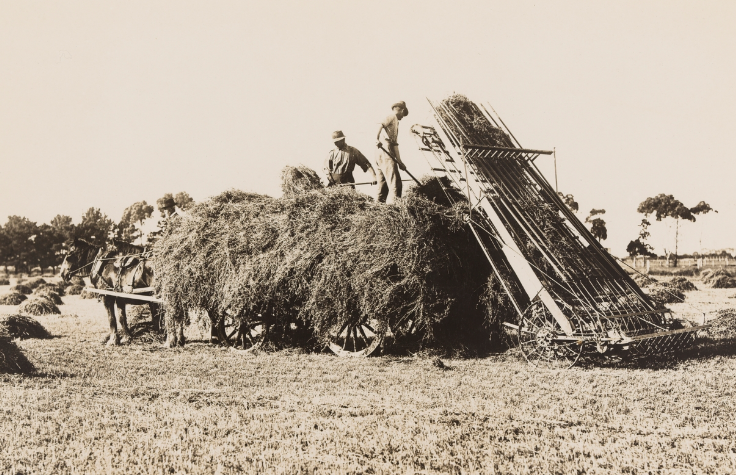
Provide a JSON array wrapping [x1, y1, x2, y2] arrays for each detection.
[[1, 1, 735, 257]]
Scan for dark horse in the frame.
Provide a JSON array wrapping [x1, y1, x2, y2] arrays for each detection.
[[59, 238, 181, 346]]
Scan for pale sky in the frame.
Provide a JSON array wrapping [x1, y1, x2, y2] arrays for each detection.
[[1, 1, 734, 257]]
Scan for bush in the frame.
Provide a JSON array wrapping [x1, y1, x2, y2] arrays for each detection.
[[26, 277, 47, 289], [65, 284, 85, 295], [34, 290, 63, 305], [9, 284, 32, 295], [0, 314, 51, 339], [18, 297, 61, 316], [0, 292, 28, 305]]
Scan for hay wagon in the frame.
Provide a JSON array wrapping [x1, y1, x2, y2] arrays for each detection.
[[410, 96, 707, 368]]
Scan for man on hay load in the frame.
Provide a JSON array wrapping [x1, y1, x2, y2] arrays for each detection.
[[375, 101, 409, 204], [324, 130, 377, 188]]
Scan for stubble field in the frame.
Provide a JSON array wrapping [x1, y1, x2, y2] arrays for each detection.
[[1, 279, 736, 474]]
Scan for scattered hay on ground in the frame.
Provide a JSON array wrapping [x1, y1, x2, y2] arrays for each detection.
[[0, 314, 51, 339], [0, 278, 9, 285], [632, 273, 657, 287], [154, 171, 507, 355], [18, 297, 61, 316], [707, 308, 736, 340], [645, 284, 685, 305], [0, 292, 28, 305], [281, 165, 323, 196], [65, 284, 85, 295], [26, 277, 47, 289], [666, 276, 698, 292], [35, 282, 65, 296], [128, 321, 165, 344], [33, 290, 63, 305], [9, 284, 32, 295]]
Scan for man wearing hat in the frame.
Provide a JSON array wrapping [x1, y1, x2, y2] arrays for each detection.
[[375, 101, 408, 204], [324, 130, 377, 188]]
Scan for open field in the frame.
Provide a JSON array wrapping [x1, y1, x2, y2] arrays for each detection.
[[2, 280, 736, 474]]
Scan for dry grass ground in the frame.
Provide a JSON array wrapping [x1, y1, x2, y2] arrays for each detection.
[[1, 279, 736, 474]]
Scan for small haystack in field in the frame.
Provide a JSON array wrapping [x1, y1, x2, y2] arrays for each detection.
[[65, 284, 85, 295], [35, 282, 65, 296], [34, 290, 63, 305], [0, 292, 28, 305], [667, 276, 697, 292], [26, 277, 47, 289], [80, 288, 97, 299], [700, 269, 736, 288], [154, 171, 513, 354], [0, 337, 35, 374], [0, 278, 10, 285], [646, 284, 685, 305], [19, 297, 61, 316], [632, 273, 657, 287], [9, 284, 32, 295], [0, 315, 51, 339], [281, 165, 323, 196]]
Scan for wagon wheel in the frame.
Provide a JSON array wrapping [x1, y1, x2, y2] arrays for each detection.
[[328, 318, 385, 357], [518, 300, 583, 369], [217, 314, 268, 352]]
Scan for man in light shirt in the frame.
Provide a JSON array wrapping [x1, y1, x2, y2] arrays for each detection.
[[324, 130, 376, 188], [375, 101, 408, 204]]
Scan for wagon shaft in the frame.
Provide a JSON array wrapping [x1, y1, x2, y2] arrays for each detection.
[[411, 96, 705, 366]]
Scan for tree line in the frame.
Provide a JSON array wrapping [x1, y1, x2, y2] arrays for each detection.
[[0, 192, 194, 274]]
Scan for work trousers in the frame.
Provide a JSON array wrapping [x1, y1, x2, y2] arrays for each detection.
[[376, 148, 402, 204]]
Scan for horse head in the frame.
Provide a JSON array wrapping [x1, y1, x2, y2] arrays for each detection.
[[60, 238, 101, 283]]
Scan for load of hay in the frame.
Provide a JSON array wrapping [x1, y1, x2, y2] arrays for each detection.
[[666, 276, 697, 292], [0, 292, 28, 305], [33, 289, 63, 305], [9, 284, 32, 295], [65, 284, 85, 295], [26, 277, 47, 289], [0, 314, 51, 339], [18, 297, 61, 316], [154, 174, 513, 354]]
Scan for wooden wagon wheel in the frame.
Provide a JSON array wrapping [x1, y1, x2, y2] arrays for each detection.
[[217, 314, 267, 352], [327, 318, 385, 357], [518, 300, 583, 369]]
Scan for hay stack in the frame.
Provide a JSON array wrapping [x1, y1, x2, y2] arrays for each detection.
[[667, 276, 697, 292], [0, 315, 51, 339], [0, 278, 10, 285], [26, 277, 47, 289], [708, 308, 736, 339], [33, 290, 63, 305], [35, 282, 65, 296], [0, 337, 35, 374], [632, 273, 657, 287], [65, 284, 85, 295], [646, 284, 685, 305], [154, 172, 508, 353], [0, 292, 28, 305], [80, 288, 97, 299], [18, 297, 61, 316], [9, 284, 32, 295], [281, 165, 323, 196]]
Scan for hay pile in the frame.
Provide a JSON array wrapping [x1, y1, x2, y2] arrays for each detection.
[[632, 273, 657, 287], [281, 165, 323, 196], [80, 288, 97, 299], [9, 284, 32, 295], [0, 278, 10, 285], [154, 174, 507, 353], [436, 94, 513, 147], [666, 276, 697, 292], [65, 284, 85, 295], [0, 337, 34, 374], [0, 315, 51, 339], [646, 284, 685, 305], [35, 282, 65, 296], [0, 292, 28, 305], [26, 277, 47, 289], [707, 308, 736, 340], [33, 290, 63, 305], [19, 297, 61, 316], [701, 269, 736, 288]]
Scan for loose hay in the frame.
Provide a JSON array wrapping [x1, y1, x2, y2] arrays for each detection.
[[26, 277, 47, 289], [666, 276, 697, 292], [645, 284, 685, 305], [9, 284, 32, 295], [33, 289, 63, 305], [0, 314, 51, 339], [154, 171, 508, 354], [35, 282, 65, 296], [18, 297, 61, 316], [281, 165, 323, 196], [707, 308, 736, 340], [0, 292, 28, 305], [700, 268, 736, 288], [0, 278, 10, 285], [65, 284, 85, 295], [632, 273, 657, 287], [0, 337, 35, 374]]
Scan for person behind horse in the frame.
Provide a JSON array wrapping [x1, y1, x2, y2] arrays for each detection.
[[375, 101, 409, 204], [324, 130, 377, 188]]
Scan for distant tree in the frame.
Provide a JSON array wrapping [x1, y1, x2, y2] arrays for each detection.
[[174, 191, 194, 211], [626, 218, 656, 257], [35, 223, 65, 273], [637, 194, 715, 266], [76, 208, 115, 246], [2, 216, 39, 274], [118, 201, 154, 244], [49, 214, 75, 261], [585, 208, 607, 242], [557, 192, 579, 213]]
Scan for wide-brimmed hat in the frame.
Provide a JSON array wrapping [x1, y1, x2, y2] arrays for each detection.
[[392, 101, 409, 116], [332, 130, 346, 142]]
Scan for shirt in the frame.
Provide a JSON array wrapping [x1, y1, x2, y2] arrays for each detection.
[[325, 145, 372, 175], [381, 114, 400, 145]]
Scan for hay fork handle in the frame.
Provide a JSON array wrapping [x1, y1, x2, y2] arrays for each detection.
[[378, 143, 421, 185]]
